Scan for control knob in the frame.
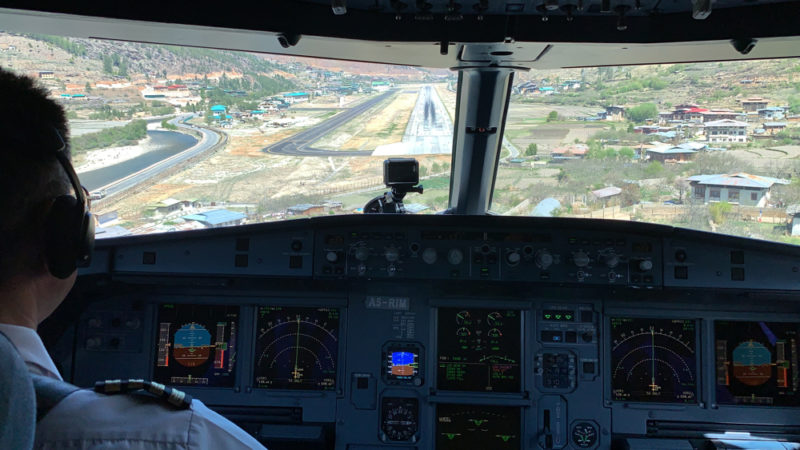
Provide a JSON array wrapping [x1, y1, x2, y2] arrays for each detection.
[[422, 248, 438, 265], [535, 250, 554, 269], [354, 246, 370, 262], [639, 259, 653, 271], [506, 251, 521, 265], [573, 251, 590, 268], [384, 247, 399, 262], [604, 252, 620, 268], [326, 251, 339, 263], [447, 248, 464, 265]]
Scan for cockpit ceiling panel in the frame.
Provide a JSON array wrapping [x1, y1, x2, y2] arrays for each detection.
[[299, 0, 799, 16], [1, 1, 799, 45], [1, 7, 800, 69]]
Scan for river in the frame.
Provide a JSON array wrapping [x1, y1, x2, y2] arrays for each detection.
[[79, 130, 198, 191]]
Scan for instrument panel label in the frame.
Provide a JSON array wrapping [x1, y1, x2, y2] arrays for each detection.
[[365, 296, 410, 311]]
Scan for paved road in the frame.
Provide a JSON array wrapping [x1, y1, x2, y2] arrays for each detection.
[[96, 115, 221, 198], [263, 90, 396, 157]]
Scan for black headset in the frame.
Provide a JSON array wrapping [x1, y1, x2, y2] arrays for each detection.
[[43, 128, 94, 279]]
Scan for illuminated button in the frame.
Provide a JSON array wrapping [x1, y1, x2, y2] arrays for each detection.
[[542, 330, 563, 343]]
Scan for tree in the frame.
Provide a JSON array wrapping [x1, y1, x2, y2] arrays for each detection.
[[525, 143, 538, 156], [618, 147, 635, 159], [708, 201, 732, 224], [627, 103, 658, 123], [546, 111, 558, 122], [102, 54, 113, 74], [84, 82, 92, 93], [118, 58, 128, 77]]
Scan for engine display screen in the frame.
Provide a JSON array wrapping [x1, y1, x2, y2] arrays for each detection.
[[437, 308, 521, 392], [436, 404, 520, 450], [715, 321, 800, 406], [153, 304, 239, 387], [610, 317, 697, 403], [254, 306, 339, 390]]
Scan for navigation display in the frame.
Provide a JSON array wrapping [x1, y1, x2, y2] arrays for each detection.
[[154, 304, 239, 387], [610, 317, 697, 403], [437, 308, 521, 392], [715, 321, 800, 406], [436, 404, 520, 450], [254, 306, 339, 390]]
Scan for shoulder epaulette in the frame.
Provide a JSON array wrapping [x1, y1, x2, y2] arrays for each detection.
[[94, 379, 193, 410]]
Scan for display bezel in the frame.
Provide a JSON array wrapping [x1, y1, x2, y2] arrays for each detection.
[[251, 305, 342, 391], [382, 341, 425, 386], [435, 403, 522, 450], [151, 303, 241, 389], [435, 307, 524, 393], [713, 319, 800, 408], [605, 315, 702, 405]]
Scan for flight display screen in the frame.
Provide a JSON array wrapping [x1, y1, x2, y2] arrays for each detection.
[[715, 321, 800, 406], [437, 308, 521, 392], [436, 404, 520, 450], [153, 304, 239, 387], [254, 306, 339, 390], [384, 345, 421, 384], [610, 317, 697, 403]]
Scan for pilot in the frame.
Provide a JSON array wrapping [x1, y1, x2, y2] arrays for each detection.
[[0, 68, 267, 449]]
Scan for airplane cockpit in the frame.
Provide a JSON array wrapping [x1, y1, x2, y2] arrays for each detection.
[[2, 0, 800, 448]]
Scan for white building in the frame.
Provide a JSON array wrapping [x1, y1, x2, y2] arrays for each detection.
[[704, 119, 748, 144]]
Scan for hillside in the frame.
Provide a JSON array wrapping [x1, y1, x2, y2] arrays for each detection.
[[515, 59, 800, 110], [0, 31, 436, 83]]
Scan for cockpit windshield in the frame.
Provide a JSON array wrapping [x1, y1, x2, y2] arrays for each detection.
[[497, 60, 800, 245], [8, 31, 800, 245], [3, 32, 453, 237]]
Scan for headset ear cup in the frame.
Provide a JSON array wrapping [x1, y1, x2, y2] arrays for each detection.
[[78, 211, 95, 268], [45, 195, 78, 279]]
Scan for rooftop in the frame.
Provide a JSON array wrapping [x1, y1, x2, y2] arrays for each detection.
[[687, 173, 790, 188], [183, 209, 246, 225]]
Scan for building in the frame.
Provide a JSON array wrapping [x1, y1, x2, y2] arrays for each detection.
[[371, 81, 391, 92], [762, 122, 788, 135], [287, 204, 325, 216], [701, 109, 743, 122], [646, 144, 698, 163], [687, 173, 789, 207], [283, 92, 310, 103], [38, 71, 54, 79], [704, 119, 748, 144], [604, 105, 625, 121], [758, 106, 785, 120], [590, 186, 622, 205], [740, 97, 769, 112], [182, 209, 246, 228], [551, 144, 588, 160]]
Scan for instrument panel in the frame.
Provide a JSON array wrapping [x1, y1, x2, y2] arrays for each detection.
[[60, 215, 800, 449]]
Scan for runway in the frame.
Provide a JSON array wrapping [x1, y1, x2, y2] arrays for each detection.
[[373, 85, 453, 156], [263, 90, 395, 157]]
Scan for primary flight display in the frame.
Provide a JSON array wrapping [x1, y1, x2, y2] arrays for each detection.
[[716, 320, 800, 406], [153, 303, 239, 387]]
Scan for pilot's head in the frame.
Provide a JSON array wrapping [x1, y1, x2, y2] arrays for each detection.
[[0, 67, 80, 328]]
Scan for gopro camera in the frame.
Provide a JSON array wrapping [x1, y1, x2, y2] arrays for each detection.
[[383, 158, 419, 187]]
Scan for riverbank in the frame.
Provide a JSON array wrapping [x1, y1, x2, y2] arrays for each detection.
[[75, 135, 155, 173]]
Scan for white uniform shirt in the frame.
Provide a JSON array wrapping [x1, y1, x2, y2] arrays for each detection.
[[0, 323, 267, 450]]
